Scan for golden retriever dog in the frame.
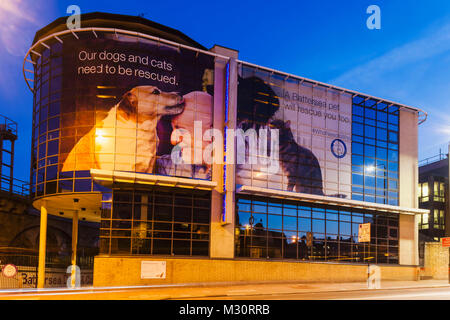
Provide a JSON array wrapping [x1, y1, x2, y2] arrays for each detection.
[[61, 85, 185, 173]]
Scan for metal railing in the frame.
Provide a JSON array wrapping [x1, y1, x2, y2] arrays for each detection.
[[0, 254, 93, 270], [0, 252, 95, 289], [0, 175, 30, 196], [0, 114, 17, 138], [419, 151, 448, 167]]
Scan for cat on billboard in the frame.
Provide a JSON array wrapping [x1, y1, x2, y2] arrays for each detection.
[[236, 76, 325, 195], [236, 71, 352, 198]]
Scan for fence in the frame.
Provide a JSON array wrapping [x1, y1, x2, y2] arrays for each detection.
[[0, 175, 29, 196], [0, 253, 94, 289], [419, 152, 448, 167], [0, 265, 93, 289]]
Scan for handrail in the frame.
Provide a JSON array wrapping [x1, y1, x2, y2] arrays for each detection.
[[236, 60, 428, 125], [0, 175, 30, 196], [419, 153, 448, 167], [0, 114, 18, 137], [23, 27, 232, 93]]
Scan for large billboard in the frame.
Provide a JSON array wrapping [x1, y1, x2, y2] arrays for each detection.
[[58, 35, 214, 180], [236, 64, 352, 198]]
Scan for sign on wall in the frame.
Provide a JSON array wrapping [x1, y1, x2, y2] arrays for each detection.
[[1, 264, 17, 278], [141, 261, 166, 279], [358, 223, 371, 243], [442, 237, 450, 247], [236, 64, 352, 198], [57, 36, 215, 181]]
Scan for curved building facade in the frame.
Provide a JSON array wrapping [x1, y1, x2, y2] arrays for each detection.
[[24, 12, 428, 287]]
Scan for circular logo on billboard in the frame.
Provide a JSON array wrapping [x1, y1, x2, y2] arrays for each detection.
[[2, 264, 17, 278], [331, 139, 347, 159]]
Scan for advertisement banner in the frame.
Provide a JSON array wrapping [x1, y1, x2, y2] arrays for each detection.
[[58, 35, 215, 181], [236, 64, 352, 198]]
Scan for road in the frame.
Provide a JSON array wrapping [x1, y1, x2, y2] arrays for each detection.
[[1, 282, 450, 300], [185, 286, 450, 300]]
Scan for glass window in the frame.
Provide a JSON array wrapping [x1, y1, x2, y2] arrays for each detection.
[[102, 188, 211, 256], [352, 99, 399, 205], [268, 214, 282, 230], [434, 210, 439, 224], [352, 142, 364, 155], [283, 216, 297, 231], [237, 191, 399, 261]]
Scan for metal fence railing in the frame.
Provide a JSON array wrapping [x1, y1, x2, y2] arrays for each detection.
[[0, 114, 17, 138], [0, 175, 30, 197], [0, 253, 94, 289], [0, 265, 93, 289], [419, 152, 448, 167]]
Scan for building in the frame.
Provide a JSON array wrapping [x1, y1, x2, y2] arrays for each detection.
[[23, 12, 428, 287], [417, 149, 450, 264]]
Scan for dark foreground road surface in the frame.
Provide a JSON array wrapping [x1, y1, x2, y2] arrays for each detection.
[[185, 286, 450, 300], [0, 280, 450, 300]]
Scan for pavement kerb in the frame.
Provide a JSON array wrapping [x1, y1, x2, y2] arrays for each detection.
[[162, 282, 450, 300], [1, 280, 450, 299]]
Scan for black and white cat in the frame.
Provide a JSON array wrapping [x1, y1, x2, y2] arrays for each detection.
[[270, 119, 324, 195]]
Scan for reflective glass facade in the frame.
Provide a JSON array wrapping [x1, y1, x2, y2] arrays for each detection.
[[31, 39, 102, 197], [235, 195, 399, 264], [31, 31, 214, 199], [99, 187, 211, 256], [351, 96, 399, 205]]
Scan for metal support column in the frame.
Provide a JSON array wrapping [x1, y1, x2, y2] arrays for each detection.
[[37, 201, 48, 289], [71, 210, 79, 288]]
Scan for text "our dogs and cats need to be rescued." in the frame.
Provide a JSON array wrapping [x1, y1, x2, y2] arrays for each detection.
[[77, 50, 178, 84]]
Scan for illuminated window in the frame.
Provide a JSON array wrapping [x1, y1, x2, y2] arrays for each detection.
[[434, 181, 445, 202], [419, 212, 429, 230], [434, 210, 439, 224], [418, 182, 429, 203]]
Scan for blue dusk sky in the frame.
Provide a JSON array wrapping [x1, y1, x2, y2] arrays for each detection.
[[0, 0, 449, 182]]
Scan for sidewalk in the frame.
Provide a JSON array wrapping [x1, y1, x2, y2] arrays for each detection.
[[0, 279, 449, 300]]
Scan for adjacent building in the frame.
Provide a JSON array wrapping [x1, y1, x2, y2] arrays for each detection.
[[418, 150, 450, 265]]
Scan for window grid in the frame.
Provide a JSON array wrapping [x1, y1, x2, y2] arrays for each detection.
[[351, 96, 399, 206], [31, 38, 97, 197], [100, 188, 211, 257], [418, 182, 430, 203], [434, 180, 445, 203], [235, 195, 399, 264]]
